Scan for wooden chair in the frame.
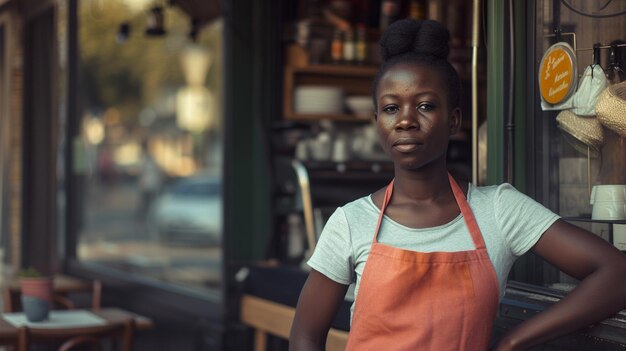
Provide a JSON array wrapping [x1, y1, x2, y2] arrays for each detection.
[[3, 279, 102, 313], [17, 318, 134, 351], [240, 294, 348, 351]]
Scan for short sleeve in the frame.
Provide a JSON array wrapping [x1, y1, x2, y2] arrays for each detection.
[[494, 183, 561, 256], [307, 207, 354, 285]]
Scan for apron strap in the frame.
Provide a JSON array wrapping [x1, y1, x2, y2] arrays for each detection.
[[448, 173, 487, 250], [372, 179, 394, 244], [372, 174, 487, 251]]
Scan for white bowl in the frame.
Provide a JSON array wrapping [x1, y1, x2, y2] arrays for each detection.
[[345, 96, 374, 118], [294, 86, 345, 114], [592, 202, 626, 220], [295, 86, 343, 100], [590, 184, 626, 204]]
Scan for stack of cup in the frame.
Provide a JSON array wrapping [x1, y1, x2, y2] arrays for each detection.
[[590, 185, 626, 220]]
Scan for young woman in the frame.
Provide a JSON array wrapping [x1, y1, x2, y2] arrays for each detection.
[[289, 19, 626, 351]]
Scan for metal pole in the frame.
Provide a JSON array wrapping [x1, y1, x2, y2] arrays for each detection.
[[471, 0, 481, 185]]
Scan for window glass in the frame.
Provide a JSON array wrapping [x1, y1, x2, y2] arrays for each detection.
[[520, 0, 626, 292], [76, 0, 223, 293]]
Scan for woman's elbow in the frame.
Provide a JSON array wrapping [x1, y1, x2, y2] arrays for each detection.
[[598, 253, 626, 308], [289, 324, 325, 351], [615, 256, 626, 304], [289, 315, 325, 351]]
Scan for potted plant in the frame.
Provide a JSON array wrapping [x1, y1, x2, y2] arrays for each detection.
[[17, 267, 52, 322]]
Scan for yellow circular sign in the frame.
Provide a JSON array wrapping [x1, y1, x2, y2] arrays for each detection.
[[539, 43, 577, 105]]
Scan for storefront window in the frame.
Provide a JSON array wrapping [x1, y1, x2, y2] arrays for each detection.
[[525, 0, 626, 292], [75, 0, 223, 293]]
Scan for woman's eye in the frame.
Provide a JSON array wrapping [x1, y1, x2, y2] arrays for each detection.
[[418, 103, 435, 112], [382, 105, 399, 114]]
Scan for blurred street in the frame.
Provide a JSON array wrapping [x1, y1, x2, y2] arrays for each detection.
[[78, 179, 222, 290]]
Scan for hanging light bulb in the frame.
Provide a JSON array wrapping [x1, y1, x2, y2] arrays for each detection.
[[176, 46, 215, 132], [145, 6, 166, 36]]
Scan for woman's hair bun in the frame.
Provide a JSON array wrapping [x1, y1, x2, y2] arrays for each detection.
[[379, 19, 450, 61]]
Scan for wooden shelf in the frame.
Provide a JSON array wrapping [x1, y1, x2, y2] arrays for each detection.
[[284, 112, 372, 123], [288, 64, 378, 77], [283, 63, 377, 123], [563, 217, 626, 225]]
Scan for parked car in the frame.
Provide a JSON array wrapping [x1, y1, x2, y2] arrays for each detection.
[[147, 175, 222, 245]]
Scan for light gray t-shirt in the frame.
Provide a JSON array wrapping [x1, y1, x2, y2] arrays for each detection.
[[308, 183, 560, 320]]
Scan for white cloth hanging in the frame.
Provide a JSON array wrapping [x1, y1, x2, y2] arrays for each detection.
[[571, 64, 609, 116]]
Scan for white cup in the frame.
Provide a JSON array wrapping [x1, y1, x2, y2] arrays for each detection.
[[310, 132, 332, 161], [613, 224, 626, 251], [592, 202, 626, 220], [295, 140, 309, 161], [590, 185, 626, 205], [332, 134, 351, 163]]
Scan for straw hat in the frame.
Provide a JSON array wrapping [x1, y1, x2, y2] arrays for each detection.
[[556, 110, 604, 155], [596, 81, 626, 137]]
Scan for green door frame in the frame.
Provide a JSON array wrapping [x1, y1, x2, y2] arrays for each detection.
[[486, 0, 506, 186], [513, 0, 528, 193], [223, 0, 296, 264], [223, 0, 273, 264], [486, 0, 528, 191], [488, 0, 537, 282]]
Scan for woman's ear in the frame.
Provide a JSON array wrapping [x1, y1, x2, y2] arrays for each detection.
[[449, 107, 462, 135]]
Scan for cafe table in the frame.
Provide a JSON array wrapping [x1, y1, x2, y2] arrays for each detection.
[[0, 307, 154, 346]]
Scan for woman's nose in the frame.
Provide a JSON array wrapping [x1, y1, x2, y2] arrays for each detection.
[[395, 106, 419, 130]]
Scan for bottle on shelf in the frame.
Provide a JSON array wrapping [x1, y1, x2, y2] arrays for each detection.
[[408, 0, 426, 20], [379, 0, 399, 30], [331, 28, 343, 63], [286, 213, 306, 260], [343, 27, 356, 63], [355, 24, 367, 64]]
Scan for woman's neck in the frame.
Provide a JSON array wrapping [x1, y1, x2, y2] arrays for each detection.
[[392, 162, 453, 204]]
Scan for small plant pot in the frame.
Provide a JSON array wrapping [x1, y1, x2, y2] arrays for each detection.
[[21, 296, 50, 322], [19, 277, 52, 322]]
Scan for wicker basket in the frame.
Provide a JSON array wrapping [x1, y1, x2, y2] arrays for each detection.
[[556, 110, 604, 155], [596, 81, 626, 137]]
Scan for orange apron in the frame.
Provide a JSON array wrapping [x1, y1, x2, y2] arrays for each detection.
[[345, 174, 500, 350]]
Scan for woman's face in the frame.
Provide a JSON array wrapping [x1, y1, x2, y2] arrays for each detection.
[[375, 63, 461, 171]]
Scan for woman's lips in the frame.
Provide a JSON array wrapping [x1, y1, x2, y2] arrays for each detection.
[[393, 138, 423, 153], [393, 144, 421, 152]]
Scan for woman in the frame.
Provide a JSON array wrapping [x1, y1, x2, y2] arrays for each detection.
[[289, 19, 626, 351]]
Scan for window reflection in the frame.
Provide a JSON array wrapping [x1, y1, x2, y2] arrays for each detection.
[[76, 0, 223, 292], [515, 0, 626, 293]]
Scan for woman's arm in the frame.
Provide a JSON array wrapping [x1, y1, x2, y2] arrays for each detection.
[[495, 219, 626, 351], [289, 269, 349, 351]]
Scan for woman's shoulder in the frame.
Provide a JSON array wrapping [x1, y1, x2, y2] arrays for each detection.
[[369, 186, 388, 211], [339, 192, 381, 219], [342, 194, 376, 210], [469, 182, 546, 212], [469, 182, 536, 206], [470, 182, 519, 197]]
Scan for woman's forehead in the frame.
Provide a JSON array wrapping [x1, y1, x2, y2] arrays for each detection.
[[378, 63, 446, 95]]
